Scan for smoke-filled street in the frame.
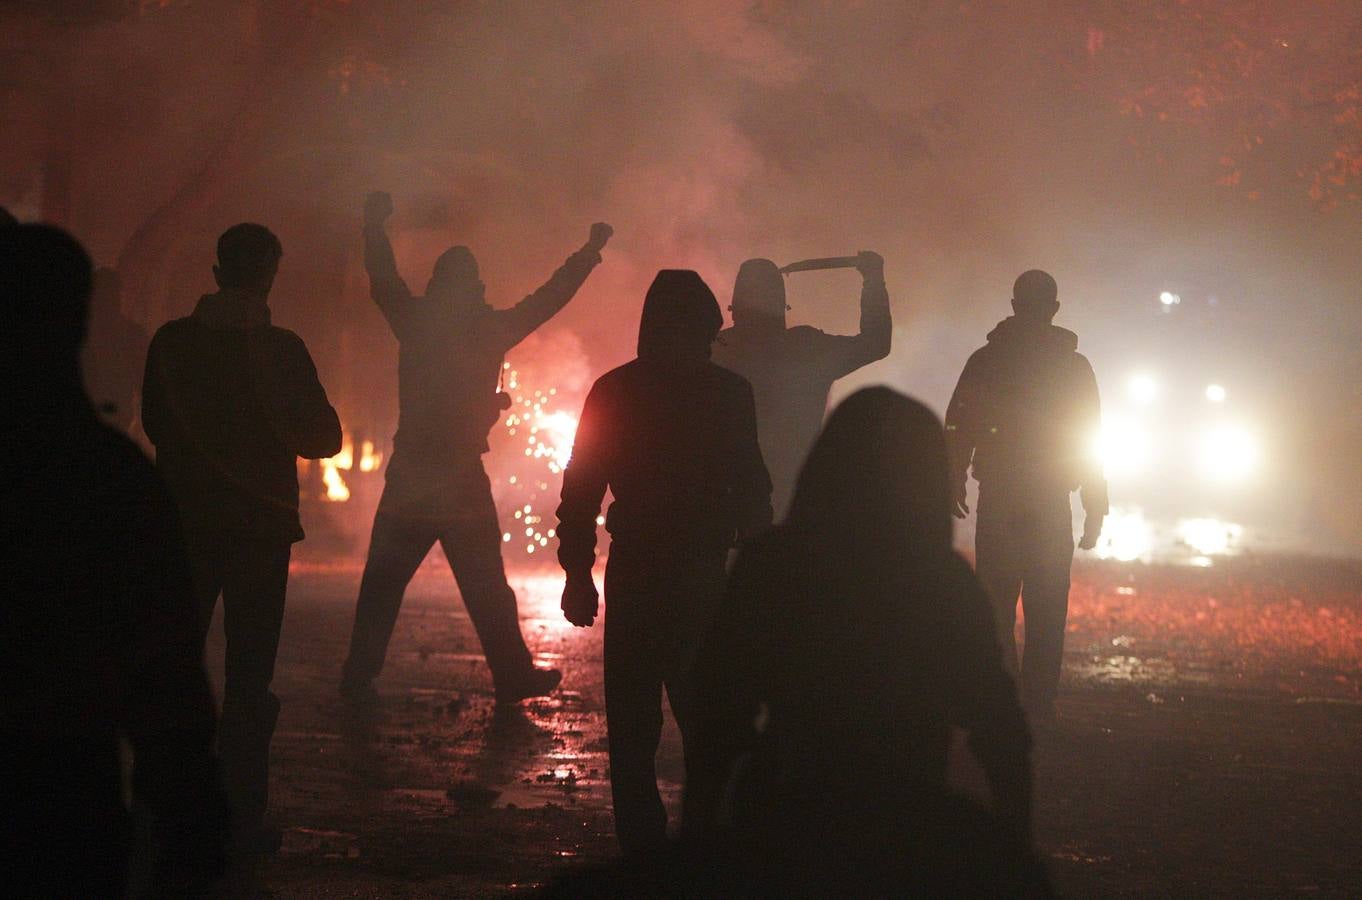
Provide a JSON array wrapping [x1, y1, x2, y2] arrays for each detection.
[[220, 557, 1362, 898]]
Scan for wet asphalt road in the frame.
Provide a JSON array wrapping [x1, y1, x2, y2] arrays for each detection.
[[206, 556, 1362, 897]]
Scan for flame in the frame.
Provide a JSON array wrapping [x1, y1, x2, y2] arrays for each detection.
[[359, 440, 383, 473], [320, 438, 354, 502]]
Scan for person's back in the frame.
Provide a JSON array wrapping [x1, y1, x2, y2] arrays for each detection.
[[557, 269, 771, 858], [686, 388, 1044, 896], [946, 270, 1107, 720], [1, 224, 228, 895], [143, 263, 340, 541], [712, 254, 890, 517]]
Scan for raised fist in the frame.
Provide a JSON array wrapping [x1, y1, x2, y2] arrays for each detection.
[[586, 222, 614, 253], [364, 191, 394, 227], [856, 250, 884, 278]]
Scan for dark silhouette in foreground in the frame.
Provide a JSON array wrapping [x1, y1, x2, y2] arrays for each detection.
[[557, 269, 772, 858], [341, 192, 611, 704], [683, 387, 1047, 896], [1, 224, 228, 895], [143, 222, 342, 857], [946, 270, 1108, 720], [82, 266, 149, 434], [711, 252, 890, 519]]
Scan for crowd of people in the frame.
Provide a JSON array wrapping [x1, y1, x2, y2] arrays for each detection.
[[1, 191, 1105, 896]]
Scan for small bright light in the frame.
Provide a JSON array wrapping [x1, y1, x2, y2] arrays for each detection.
[[1177, 518, 1243, 556], [1128, 373, 1158, 404], [1095, 506, 1153, 562], [1197, 424, 1259, 482], [1093, 415, 1153, 477], [1159, 291, 1181, 306], [1205, 384, 1226, 403]]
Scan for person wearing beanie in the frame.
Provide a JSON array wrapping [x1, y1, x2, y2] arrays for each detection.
[[945, 269, 1108, 724], [556, 269, 772, 859]]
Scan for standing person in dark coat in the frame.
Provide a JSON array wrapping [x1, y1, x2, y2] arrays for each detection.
[[1, 224, 229, 895], [82, 266, 149, 435], [945, 270, 1108, 722], [685, 387, 1045, 897], [341, 192, 612, 704], [556, 269, 772, 859], [142, 222, 342, 856], [711, 252, 890, 519]]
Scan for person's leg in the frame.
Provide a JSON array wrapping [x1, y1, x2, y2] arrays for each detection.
[[974, 486, 1024, 676], [437, 462, 538, 694], [660, 555, 729, 788], [217, 540, 291, 849], [341, 486, 439, 689], [182, 528, 227, 650], [603, 550, 669, 857], [1017, 494, 1075, 716]]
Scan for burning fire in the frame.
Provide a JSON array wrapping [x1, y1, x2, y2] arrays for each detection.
[[317, 436, 384, 502]]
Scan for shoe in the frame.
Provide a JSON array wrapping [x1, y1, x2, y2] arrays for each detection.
[[339, 678, 380, 707], [494, 666, 562, 704]]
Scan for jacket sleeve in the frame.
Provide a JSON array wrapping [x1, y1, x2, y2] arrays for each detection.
[[495, 247, 602, 350], [814, 274, 892, 380], [730, 379, 773, 540], [944, 349, 986, 492], [364, 222, 417, 340], [264, 335, 343, 460], [556, 380, 611, 576], [945, 555, 1034, 833], [1074, 354, 1109, 517], [140, 329, 168, 449], [120, 480, 230, 889]]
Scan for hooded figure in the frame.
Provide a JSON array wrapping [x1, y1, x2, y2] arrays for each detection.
[[3, 225, 229, 894], [341, 193, 611, 706], [143, 222, 341, 858], [712, 253, 891, 519], [557, 269, 771, 858], [684, 388, 1045, 897], [945, 269, 1108, 721]]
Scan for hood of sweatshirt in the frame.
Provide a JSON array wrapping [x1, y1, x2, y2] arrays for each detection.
[[985, 315, 1078, 355], [192, 288, 271, 330], [637, 269, 723, 363]]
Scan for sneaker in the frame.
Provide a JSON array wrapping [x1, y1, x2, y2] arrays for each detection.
[[494, 666, 562, 704]]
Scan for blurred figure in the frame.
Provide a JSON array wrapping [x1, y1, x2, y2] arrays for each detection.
[[341, 192, 611, 704], [1, 224, 229, 895], [945, 270, 1108, 721], [81, 266, 149, 434], [557, 270, 772, 859], [686, 388, 1045, 897], [143, 223, 342, 857], [712, 252, 890, 518]]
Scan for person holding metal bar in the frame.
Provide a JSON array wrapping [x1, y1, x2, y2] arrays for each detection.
[[712, 252, 891, 520]]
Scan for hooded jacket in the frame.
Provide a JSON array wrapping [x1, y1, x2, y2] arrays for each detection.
[[143, 289, 342, 542], [945, 316, 1108, 515], [556, 271, 772, 573]]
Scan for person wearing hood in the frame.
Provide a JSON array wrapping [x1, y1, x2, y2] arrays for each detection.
[[556, 269, 772, 859], [711, 252, 890, 520], [3, 224, 230, 896], [945, 270, 1108, 723], [340, 193, 611, 706], [683, 388, 1044, 896], [142, 222, 342, 857]]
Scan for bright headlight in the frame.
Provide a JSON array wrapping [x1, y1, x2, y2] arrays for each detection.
[[1197, 424, 1258, 482], [1094, 415, 1152, 478]]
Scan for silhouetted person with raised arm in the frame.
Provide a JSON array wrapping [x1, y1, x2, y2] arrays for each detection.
[[2, 224, 229, 895], [341, 192, 611, 705], [685, 387, 1045, 896], [143, 223, 342, 858], [82, 266, 149, 434], [557, 270, 772, 861], [712, 252, 891, 519], [946, 270, 1108, 723]]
